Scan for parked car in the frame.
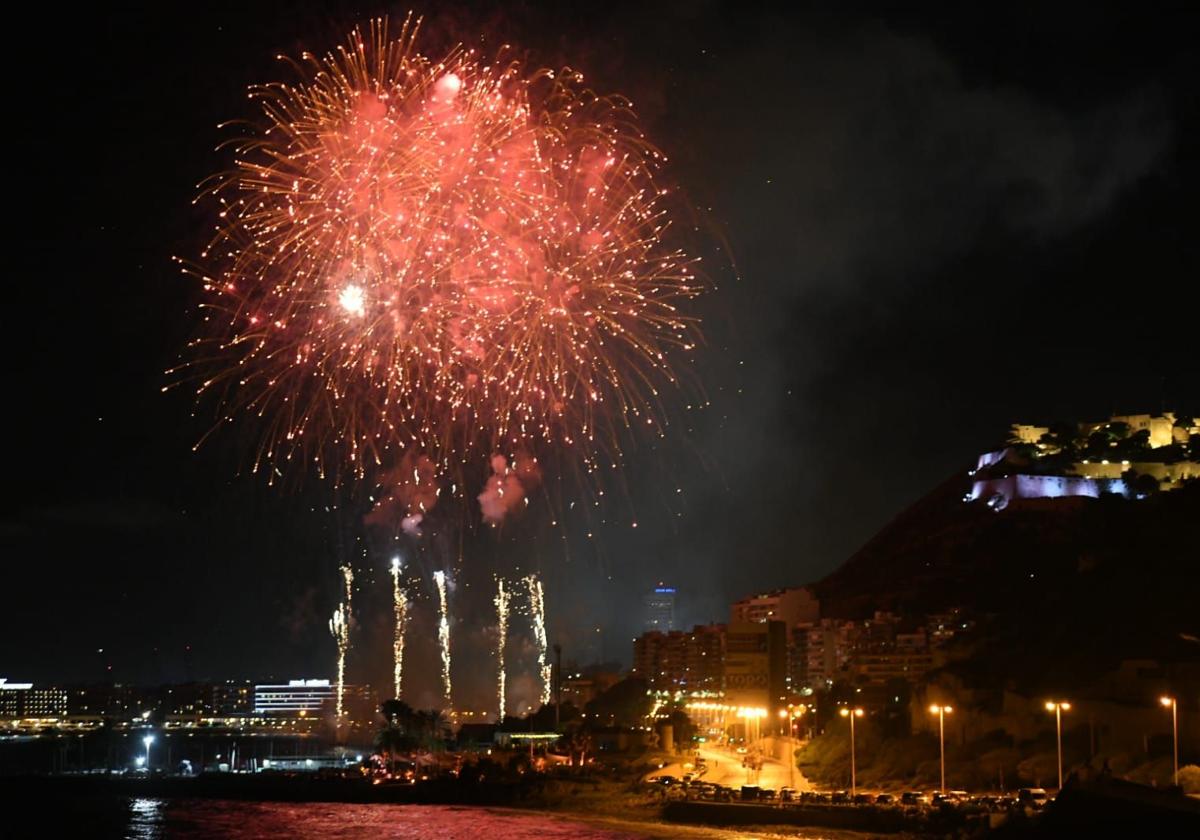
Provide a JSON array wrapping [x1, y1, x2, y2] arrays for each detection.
[[831, 790, 850, 804], [900, 790, 930, 806], [1018, 788, 1049, 809], [874, 793, 895, 805], [853, 793, 874, 805], [779, 787, 797, 802]]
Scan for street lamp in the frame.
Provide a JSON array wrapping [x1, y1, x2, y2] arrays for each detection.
[[1160, 696, 1178, 787], [839, 707, 864, 797], [1044, 701, 1070, 790], [928, 704, 953, 793], [143, 734, 155, 771], [780, 706, 806, 789]]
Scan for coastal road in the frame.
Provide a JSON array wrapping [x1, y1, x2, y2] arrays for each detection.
[[647, 736, 812, 793]]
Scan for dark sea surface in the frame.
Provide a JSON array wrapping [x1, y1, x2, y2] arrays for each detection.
[[8, 796, 828, 840]]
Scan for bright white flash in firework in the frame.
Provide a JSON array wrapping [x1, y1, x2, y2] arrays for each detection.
[[338, 284, 366, 317]]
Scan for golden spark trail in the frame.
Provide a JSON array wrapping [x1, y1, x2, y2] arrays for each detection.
[[525, 574, 551, 706], [494, 577, 510, 720], [390, 556, 407, 699], [329, 604, 349, 723], [330, 563, 354, 723], [342, 564, 354, 621], [433, 569, 452, 707]]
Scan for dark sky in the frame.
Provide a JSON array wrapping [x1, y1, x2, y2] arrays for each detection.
[[2, 2, 1197, 710]]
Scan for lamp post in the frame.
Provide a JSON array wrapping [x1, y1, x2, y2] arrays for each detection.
[[780, 706, 805, 790], [929, 704, 953, 793], [839, 707, 864, 797], [1044, 701, 1070, 790], [143, 734, 155, 772], [1160, 696, 1178, 787]]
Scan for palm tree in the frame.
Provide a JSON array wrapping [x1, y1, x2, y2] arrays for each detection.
[[380, 698, 415, 727], [416, 708, 449, 752], [375, 725, 414, 772], [376, 699, 418, 771]]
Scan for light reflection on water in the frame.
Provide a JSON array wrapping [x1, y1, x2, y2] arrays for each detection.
[[113, 799, 845, 840], [124, 800, 652, 839], [127, 798, 165, 839]]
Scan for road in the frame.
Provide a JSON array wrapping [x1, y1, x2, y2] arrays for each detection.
[[647, 735, 813, 793]]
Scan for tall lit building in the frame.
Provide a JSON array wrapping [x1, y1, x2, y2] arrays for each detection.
[[643, 585, 676, 632], [731, 586, 820, 627], [253, 679, 377, 722], [632, 624, 725, 692], [253, 679, 336, 715], [723, 621, 788, 710], [0, 679, 68, 718]]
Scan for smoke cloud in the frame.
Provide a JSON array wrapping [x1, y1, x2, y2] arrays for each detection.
[[364, 452, 441, 537], [477, 452, 543, 525]]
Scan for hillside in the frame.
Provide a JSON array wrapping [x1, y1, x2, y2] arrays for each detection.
[[812, 473, 1200, 688]]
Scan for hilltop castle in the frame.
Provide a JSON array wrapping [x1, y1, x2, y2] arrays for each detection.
[[966, 411, 1199, 510]]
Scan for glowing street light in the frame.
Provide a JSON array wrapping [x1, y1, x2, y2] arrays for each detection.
[[143, 734, 155, 771], [1044, 701, 1070, 790], [1160, 696, 1178, 787], [839, 707, 864, 797], [779, 705, 807, 789], [929, 704, 953, 793]]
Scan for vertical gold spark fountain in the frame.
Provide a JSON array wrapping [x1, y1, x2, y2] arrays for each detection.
[[390, 556, 407, 700], [494, 577, 510, 720], [432, 570, 452, 708], [526, 574, 551, 706]]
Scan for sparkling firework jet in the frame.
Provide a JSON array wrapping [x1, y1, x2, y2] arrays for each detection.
[[525, 574, 551, 706], [432, 569, 452, 707], [174, 14, 702, 494], [329, 563, 353, 722], [329, 604, 349, 722], [341, 564, 355, 620], [494, 577, 510, 720], [390, 556, 407, 699]]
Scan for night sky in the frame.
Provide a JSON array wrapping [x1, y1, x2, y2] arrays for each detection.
[[3, 2, 1197, 710]]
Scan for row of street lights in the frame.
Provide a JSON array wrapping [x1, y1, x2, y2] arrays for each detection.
[[837, 695, 1181, 795]]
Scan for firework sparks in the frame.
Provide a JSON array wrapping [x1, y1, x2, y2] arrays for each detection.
[[329, 563, 354, 722], [174, 14, 702, 497], [494, 576, 510, 720], [390, 556, 407, 700], [341, 563, 354, 621], [525, 573, 551, 706], [329, 604, 349, 722], [432, 569, 452, 707]]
